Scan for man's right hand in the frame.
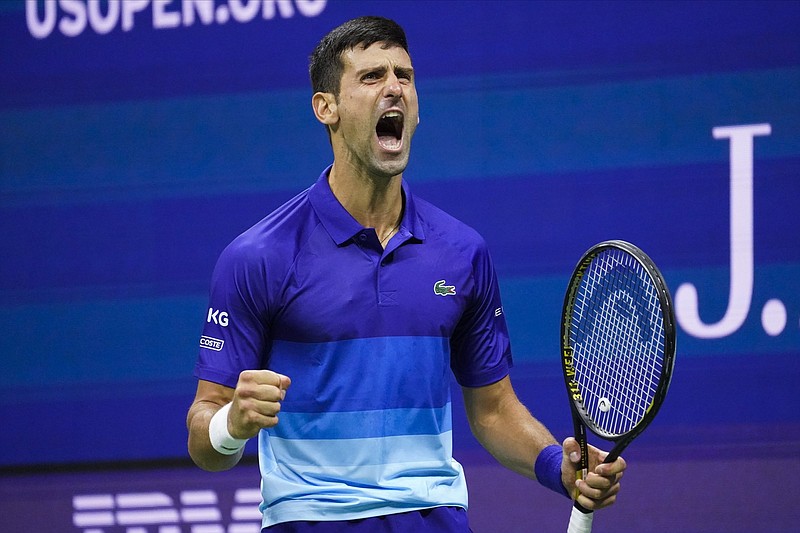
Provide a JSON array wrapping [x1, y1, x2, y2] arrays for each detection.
[[187, 371, 291, 472], [229, 370, 292, 439]]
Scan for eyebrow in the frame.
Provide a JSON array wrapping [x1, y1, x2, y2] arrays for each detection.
[[394, 65, 414, 78], [356, 64, 414, 78]]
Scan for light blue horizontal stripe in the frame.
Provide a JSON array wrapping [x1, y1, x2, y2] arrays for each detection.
[[264, 433, 455, 469], [259, 433, 467, 524], [276, 404, 452, 440], [2, 68, 797, 202]]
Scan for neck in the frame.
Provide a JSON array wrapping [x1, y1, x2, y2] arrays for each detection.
[[328, 162, 403, 233]]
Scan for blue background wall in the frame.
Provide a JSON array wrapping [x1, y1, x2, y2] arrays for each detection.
[[1, 1, 799, 531]]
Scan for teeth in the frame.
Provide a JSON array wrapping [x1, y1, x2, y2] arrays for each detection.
[[377, 111, 404, 145]]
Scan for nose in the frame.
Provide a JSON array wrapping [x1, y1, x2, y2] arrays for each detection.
[[383, 74, 403, 99]]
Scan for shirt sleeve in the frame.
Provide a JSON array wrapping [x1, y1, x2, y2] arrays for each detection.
[[449, 240, 513, 387], [193, 238, 271, 388]]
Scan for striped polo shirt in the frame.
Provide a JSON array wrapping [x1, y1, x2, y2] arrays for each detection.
[[195, 166, 512, 528]]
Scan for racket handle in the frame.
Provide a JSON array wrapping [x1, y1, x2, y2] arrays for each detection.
[[567, 504, 594, 533]]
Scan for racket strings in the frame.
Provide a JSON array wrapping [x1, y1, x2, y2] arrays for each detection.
[[570, 249, 665, 437]]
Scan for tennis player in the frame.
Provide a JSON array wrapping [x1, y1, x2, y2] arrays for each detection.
[[187, 15, 626, 532]]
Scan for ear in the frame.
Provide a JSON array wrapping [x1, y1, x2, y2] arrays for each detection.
[[312, 92, 338, 126]]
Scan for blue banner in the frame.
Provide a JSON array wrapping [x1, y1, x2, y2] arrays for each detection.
[[1, 0, 799, 471]]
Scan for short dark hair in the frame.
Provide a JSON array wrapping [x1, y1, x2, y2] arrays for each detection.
[[309, 16, 409, 99]]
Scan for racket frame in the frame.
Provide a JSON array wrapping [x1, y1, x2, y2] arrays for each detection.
[[560, 240, 676, 501]]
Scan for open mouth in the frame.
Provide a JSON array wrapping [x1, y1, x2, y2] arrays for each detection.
[[376, 111, 404, 150]]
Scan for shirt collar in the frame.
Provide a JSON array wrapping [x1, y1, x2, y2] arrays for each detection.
[[309, 165, 426, 246]]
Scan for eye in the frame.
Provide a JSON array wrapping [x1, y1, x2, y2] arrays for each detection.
[[395, 69, 414, 83]]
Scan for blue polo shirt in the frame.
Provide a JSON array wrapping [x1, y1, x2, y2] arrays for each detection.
[[195, 167, 512, 528]]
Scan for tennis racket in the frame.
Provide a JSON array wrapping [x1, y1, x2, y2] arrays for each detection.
[[561, 240, 676, 533]]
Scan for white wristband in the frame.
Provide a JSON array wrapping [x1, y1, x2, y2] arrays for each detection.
[[209, 402, 248, 455]]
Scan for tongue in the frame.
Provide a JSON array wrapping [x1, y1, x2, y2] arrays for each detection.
[[377, 134, 401, 150], [376, 116, 402, 150]]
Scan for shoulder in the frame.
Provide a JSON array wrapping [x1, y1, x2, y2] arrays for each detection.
[[215, 187, 319, 277], [413, 194, 490, 260]]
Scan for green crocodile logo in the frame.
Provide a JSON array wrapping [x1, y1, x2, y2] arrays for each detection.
[[434, 280, 456, 296]]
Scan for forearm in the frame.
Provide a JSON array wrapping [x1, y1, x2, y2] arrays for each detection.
[[187, 380, 245, 472], [463, 377, 558, 479], [187, 400, 245, 471]]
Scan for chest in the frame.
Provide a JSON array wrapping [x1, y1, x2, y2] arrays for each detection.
[[271, 239, 474, 343]]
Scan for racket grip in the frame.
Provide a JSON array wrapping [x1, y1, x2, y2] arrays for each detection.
[[567, 504, 594, 533]]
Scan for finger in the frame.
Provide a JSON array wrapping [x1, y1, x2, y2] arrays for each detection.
[[278, 374, 291, 399], [233, 386, 284, 416], [240, 397, 283, 418], [575, 487, 618, 511], [237, 371, 290, 401], [583, 470, 621, 492], [586, 444, 609, 466], [228, 396, 283, 437], [232, 408, 282, 436], [575, 477, 621, 509], [561, 437, 581, 464], [240, 369, 288, 387], [241, 384, 284, 402], [595, 455, 627, 476]]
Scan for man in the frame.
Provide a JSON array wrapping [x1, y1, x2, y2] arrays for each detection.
[[187, 16, 625, 532]]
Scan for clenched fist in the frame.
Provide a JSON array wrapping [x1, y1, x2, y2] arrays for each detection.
[[228, 370, 292, 439]]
